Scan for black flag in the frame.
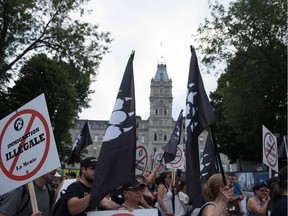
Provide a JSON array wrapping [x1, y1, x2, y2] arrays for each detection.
[[90, 51, 136, 208], [185, 46, 215, 208], [200, 129, 217, 184], [162, 109, 183, 164], [67, 121, 92, 164]]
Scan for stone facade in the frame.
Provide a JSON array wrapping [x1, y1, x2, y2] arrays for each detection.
[[69, 62, 228, 169]]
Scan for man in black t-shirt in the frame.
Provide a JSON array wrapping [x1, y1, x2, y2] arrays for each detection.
[[65, 157, 119, 216]]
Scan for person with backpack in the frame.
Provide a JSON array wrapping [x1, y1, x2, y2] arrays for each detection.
[[0, 169, 57, 216]]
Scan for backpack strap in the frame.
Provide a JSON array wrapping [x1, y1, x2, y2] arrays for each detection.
[[46, 184, 55, 207], [17, 185, 30, 213], [198, 201, 216, 216]]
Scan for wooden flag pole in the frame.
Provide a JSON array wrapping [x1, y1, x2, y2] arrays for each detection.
[[28, 181, 38, 213], [172, 168, 176, 186]]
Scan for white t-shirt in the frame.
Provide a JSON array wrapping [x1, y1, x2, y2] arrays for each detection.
[[174, 191, 189, 216]]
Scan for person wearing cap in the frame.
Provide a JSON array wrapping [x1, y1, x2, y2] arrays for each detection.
[[246, 182, 270, 216], [268, 166, 287, 216], [117, 179, 147, 210], [65, 157, 119, 216]]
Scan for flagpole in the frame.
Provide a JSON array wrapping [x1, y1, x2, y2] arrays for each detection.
[[210, 126, 227, 186]]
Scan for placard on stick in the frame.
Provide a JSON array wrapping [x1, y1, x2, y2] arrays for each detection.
[[0, 94, 61, 195], [262, 125, 278, 172]]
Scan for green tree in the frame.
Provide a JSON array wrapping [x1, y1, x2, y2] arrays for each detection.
[[6, 54, 90, 160], [195, 0, 287, 162], [0, 0, 111, 83]]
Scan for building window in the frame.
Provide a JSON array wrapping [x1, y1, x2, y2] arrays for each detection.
[[155, 109, 158, 115], [164, 134, 167, 141], [141, 136, 145, 143], [164, 109, 167, 115], [94, 135, 98, 142], [159, 133, 163, 141], [154, 133, 157, 141], [159, 120, 163, 126]]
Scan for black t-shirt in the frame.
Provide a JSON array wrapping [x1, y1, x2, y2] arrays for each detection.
[[270, 195, 287, 216], [66, 181, 91, 216]]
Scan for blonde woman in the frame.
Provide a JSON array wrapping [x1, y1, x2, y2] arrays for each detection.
[[201, 173, 232, 216]]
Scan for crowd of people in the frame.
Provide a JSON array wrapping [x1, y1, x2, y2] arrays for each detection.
[[0, 157, 286, 216]]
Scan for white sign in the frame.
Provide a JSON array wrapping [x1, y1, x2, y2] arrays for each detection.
[[262, 125, 278, 172], [135, 144, 149, 175], [87, 209, 158, 216], [0, 94, 61, 194], [154, 151, 164, 172], [166, 144, 185, 170]]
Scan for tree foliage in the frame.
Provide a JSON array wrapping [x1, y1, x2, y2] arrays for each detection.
[[0, 0, 112, 160], [195, 0, 287, 162], [0, 0, 111, 83], [5, 54, 89, 160]]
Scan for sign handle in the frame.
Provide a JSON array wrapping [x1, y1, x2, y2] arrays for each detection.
[[28, 181, 38, 213]]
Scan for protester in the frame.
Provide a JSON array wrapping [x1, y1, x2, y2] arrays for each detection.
[[117, 179, 147, 210], [267, 166, 287, 216], [0, 169, 57, 216], [64, 157, 119, 215], [246, 182, 270, 216], [136, 174, 157, 208], [232, 176, 245, 214], [51, 172, 61, 190], [174, 181, 189, 216], [201, 173, 233, 216], [68, 172, 77, 179], [155, 172, 174, 216]]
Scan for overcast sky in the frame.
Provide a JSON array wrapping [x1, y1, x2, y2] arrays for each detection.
[[79, 0, 231, 121]]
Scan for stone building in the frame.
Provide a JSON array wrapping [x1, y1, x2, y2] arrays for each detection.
[[69, 61, 219, 169]]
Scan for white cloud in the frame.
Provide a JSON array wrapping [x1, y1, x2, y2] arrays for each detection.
[[79, 0, 230, 120]]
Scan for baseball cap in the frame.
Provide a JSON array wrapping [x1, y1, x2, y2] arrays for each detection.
[[80, 157, 97, 168], [54, 172, 61, 177], [123, 179, 146, 191]]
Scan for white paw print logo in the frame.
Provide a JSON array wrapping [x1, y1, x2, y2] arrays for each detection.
[[185, 82, 198, 140], [103, 96, 135, 142], [200, 153, 211, 178]]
